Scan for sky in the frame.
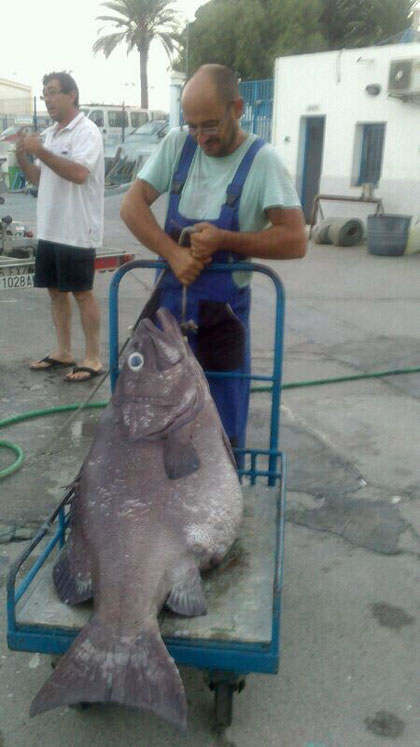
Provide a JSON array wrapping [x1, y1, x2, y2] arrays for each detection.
[[1, 0, 206, 111]]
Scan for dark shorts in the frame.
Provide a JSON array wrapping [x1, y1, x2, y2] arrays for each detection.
[[34, 240, 96, 292]]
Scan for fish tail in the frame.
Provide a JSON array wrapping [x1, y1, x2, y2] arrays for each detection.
[[30, 617, 187, 730]]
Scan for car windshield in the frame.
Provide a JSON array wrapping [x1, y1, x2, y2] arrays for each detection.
[[126, 121, 168, 141]]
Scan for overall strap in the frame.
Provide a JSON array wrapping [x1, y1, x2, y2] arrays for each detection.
[[165, 134, 197, 235], [171, 135, 198, 196], [225, 137, 266, 208]]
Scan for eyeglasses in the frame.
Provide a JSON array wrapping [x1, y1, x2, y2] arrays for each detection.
[[40, 88, 65, 101], [182, 102, 234, 137]]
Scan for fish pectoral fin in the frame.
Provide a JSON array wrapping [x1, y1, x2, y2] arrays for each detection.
[[164, 427, 201, 480], [166, 567, 207, 617]]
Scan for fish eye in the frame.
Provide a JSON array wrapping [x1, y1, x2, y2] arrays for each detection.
[[128, 352, 144, 371]]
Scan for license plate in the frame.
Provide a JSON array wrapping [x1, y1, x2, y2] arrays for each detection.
[[0, 265, 35, 290]]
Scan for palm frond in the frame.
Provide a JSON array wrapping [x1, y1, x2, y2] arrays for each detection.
[[92, 31, 127, 57], [95, 14, 131, 26], [157, 33, 178, 61], [98, 1, 131, 15]]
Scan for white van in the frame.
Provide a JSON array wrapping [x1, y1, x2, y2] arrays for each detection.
[[79, 105, 167, 146]]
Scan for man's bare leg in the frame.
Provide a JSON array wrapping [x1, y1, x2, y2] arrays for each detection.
[[30, 288, 74, 369], [65, 290, 103, 381]]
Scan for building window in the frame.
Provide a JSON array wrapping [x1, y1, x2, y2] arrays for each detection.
[[89, 110, 104, 128], [354, 123, 386, 187]]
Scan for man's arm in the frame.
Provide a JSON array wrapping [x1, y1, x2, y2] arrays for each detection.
[[190, 207, 307, 261], [19, 135, 89, 185], [120, 179, 209, 286]]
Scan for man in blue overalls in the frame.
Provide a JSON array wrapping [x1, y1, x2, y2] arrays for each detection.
[[121, 65, 306, 457]]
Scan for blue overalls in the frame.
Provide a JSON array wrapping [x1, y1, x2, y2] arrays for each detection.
[[158, 134, 265, 453]]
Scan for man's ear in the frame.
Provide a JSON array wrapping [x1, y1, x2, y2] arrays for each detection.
[[233, 97, 244, 121]]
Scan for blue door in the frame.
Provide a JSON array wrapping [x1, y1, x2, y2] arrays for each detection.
[[300, 116, 325, 223]]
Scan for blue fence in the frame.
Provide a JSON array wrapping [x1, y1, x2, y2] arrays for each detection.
[[239, 79, 274, 143]]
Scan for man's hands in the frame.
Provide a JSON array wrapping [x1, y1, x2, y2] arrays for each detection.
[[167, 244, 211, 286], [166, 223, 224, 285], [15, 134, 87, 184], [17, 134, 42, 158], [190, 222, 223, 261], [120, 182, 227, 286], [167, 222, 222, 285], [15, 134, 41, 186]]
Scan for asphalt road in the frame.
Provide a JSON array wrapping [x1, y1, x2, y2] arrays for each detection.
[[0, 191, 419, 746]]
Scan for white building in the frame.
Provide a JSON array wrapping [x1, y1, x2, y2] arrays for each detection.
[[0, 78, 32, 117], [272, 43, 420, 223]]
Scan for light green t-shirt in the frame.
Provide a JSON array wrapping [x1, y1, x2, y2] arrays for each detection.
[[138, 128, 301, 285], [139, 128, 300, 228]]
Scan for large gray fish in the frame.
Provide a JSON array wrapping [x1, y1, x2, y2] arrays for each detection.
[[30, 308, 243, 729]]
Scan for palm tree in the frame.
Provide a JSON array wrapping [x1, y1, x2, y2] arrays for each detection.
[[93, 0, 180, 108]]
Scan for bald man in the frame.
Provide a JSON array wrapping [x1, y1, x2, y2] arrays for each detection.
[[121, 64, 306, 456]]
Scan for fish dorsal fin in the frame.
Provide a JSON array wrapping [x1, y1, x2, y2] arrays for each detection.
[[166, 566, 207, 617], [164, 424, 201, 480]]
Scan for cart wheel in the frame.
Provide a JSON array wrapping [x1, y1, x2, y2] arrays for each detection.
[[207, 672, 246, 728], [214, 682, 234, 728]]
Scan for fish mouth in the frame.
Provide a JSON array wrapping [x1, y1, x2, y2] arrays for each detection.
[[141, 310, 182, 340]]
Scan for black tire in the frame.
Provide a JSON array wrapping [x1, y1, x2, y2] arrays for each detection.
[[328, 218, 364, 246], [312, 219, 333, 245], [214, 682, 234, 728]]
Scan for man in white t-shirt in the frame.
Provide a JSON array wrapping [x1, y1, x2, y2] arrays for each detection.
[[16, 71, 105, 382], [121, 64, 307, 454]]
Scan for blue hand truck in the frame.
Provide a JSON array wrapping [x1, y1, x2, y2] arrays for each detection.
[[7, 260, 287, 728]]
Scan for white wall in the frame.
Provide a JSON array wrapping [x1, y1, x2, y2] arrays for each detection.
[[169, 71, 185, 129], [273, 44, 420, 218], [0, 79, 32, 116]]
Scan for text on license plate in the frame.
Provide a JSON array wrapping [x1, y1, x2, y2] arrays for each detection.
[[0, 268, 35, 290]]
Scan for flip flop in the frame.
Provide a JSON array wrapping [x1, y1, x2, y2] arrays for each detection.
[[64, 366, 106, 383], [30, 356, 76, 371]]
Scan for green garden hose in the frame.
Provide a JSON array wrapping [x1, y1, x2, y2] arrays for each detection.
[[251, 365, 420, 393], [0, 440, 24, 478], [1, 364, 420, 479]]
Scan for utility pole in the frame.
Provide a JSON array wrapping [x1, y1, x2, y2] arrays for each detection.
[[185, 22, 190, 79], [33, 96, 38, 133]]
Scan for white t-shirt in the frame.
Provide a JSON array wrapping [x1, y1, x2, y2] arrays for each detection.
[[37, 112, 104, 248]]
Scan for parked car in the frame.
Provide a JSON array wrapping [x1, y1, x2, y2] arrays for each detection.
[[80, 105, 167, 147], [105, 119, 170, 163]]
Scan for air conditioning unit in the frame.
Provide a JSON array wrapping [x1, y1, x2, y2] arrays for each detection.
[[388, 58, 420, 96]]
